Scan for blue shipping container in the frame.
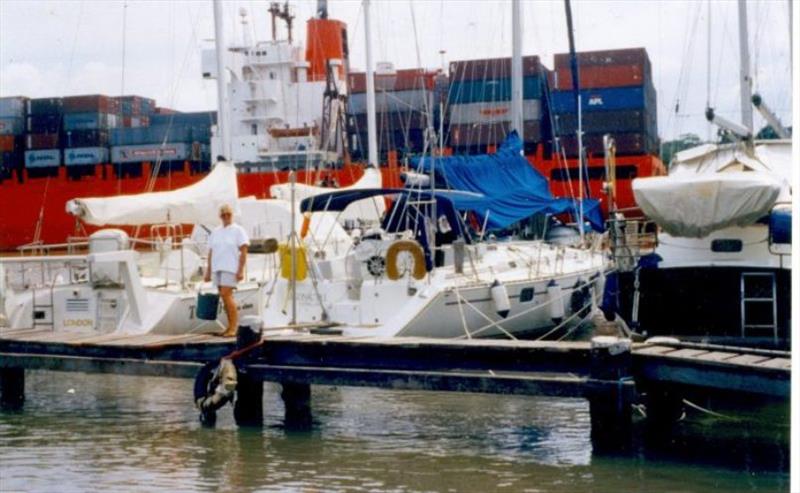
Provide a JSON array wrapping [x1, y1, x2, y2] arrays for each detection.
[[149, 112, 217, 127], [25, 149, 61, 168], [0, 117, 25, 135], [64, 112, 118, 131], [0, 97, 27, 118], [448, 76, 543, 105], [550, 86, 651, 114], [110, 124, 211, 146], [64, 147, 109, 165]]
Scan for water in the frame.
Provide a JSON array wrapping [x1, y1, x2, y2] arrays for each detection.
[[0, 371, 788, 492]]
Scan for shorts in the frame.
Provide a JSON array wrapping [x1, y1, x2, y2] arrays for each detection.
[[213, 271, 238, 288]]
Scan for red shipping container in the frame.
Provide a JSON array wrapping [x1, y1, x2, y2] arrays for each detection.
[[26, 133, 60, 150], [349, 68, 438, 94], [550, 65, 647, 90], [449, 120, 541, 147], [63, 95, 120, 114], [0, 135, 15, 152]]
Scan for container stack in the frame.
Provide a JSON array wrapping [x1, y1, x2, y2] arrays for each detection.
[[24, 98, 64, 172], [0, 96, 27, 180], [110, 111, 215, 166], [549, 48, 658, 157], [346, 66, 440, 160], [62, 95, 120, 167], [115, 95, 155, 128], [446, 56, 547, 152]]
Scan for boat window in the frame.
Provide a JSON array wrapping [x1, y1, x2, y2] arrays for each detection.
[[550, 165, 638, 181], [519, 287, 535, 303], [710, 239, 743, 252]]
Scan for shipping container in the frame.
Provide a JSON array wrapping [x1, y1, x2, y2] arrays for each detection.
[[0, 97, 27, 118], [63, 112, 118, 130], [110, 124, 210, 146], [349, 68, 439, 94], [121, 116, 150, 128], [27, 98, 64, 116], [554, 48, 651, 72], [24, 149, 61, 168], [64, 147, 109, 166], [115, 95, 157, 116], [63, 95, 120, 114], [449, 99, 542, 125], [26, 133, 61, 150], [550, 86, 654, 114], [552, 110, 653, 136], [111, 142, 193, 163], [557, 132, 658, 157], [26, 115, 62, 133], [550, 64, 648, 91], [448, 76, 543, 104], [351, 128, 426, 157], [149, 111, 217, 127], [64, 129, 110, 148], [0, 135, 16, 152], [449, 56, 545, 82], [0, 117, 25, 135], [348, 89, 432, 115], [349, 112, 430, 131], [449, 120, 542, 147]]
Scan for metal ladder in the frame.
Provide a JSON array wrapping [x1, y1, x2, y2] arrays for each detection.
[[740, 272, 778, 343]]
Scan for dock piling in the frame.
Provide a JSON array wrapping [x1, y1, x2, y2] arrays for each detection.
[[0, 368, 25, 410], [588, 336, 633, 453], [233, 319, 264, 427], [281, 382, 312, 430]]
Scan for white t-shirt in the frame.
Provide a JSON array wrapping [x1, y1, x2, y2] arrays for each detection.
[[208, 223, 250, 274]]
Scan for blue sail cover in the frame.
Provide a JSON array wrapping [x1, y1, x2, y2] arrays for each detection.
[[412, 131, 604, 231]]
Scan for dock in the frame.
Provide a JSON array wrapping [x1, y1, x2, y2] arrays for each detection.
[[0, 327, 790, 451]]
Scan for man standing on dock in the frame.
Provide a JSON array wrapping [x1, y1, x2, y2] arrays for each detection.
[[204, 204, 250, 337]]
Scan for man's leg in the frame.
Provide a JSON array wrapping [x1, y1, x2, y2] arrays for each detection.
[[219, 286, 238, 337]]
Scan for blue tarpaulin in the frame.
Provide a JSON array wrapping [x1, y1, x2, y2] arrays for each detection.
[[411, 131, 604, 231]]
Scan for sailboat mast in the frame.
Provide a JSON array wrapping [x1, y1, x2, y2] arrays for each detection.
[[363, 0, 378, 167], [564, 0, 584, 242], [511, 0, 523, 140], [213, 0, 231, 160], [737, 0, 753, 132]]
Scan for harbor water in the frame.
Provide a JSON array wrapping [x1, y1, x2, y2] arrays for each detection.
[[0, 371, 788, 492]]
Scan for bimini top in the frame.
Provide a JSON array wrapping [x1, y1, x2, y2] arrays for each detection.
[[410, 131, 604, 232], [299, 187, 484, 214]]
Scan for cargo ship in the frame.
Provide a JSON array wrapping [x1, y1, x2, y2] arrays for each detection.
[[0, 1, 664, 251]]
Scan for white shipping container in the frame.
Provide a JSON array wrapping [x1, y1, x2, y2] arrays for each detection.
[[111, 143, 190, 163], [349, 90, 431, 115], [0, 97, 26, 118], [448, 100, 541, 125], [25, 149, 61, 168], [64, 147, 109, 166]]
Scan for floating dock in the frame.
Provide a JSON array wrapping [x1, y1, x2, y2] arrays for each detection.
[[0, 328, 790, 451]]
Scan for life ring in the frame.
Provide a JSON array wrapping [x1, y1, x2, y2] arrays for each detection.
[[385, 240, 426, 281]]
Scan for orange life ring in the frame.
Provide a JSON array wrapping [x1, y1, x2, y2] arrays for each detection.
[[385, 240, 427, 281]]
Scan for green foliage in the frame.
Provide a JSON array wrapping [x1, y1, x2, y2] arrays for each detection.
[[660, 133, 703, 165]]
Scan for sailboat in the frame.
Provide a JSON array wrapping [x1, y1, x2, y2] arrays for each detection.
[[619, 0, 792, 348]]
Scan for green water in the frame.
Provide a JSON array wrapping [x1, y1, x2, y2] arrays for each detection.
[[0, 371, 788, 492]]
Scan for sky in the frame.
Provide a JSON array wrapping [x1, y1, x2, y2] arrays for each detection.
[[0, 0, 794, 141]]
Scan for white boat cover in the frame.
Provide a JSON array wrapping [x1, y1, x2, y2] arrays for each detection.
[[269, 167, 385, 222], [633, 171, 784, 238], [66, 161, 239, 226]]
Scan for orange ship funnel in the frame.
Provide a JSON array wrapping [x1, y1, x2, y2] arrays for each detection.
[[305, 18, 348, 81]]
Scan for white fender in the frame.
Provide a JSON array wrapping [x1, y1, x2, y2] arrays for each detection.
[[490, 280, 510, 318], [547, 281, 565, 321]]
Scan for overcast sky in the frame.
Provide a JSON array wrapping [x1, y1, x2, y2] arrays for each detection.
[[0, 0, 793, 141]]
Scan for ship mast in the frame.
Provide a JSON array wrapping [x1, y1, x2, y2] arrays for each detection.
[[564, 0, 584, 242], [510, 0, 523, 140], [212, 0, 231, 161], [737, 0, 753, 133], [363, 0, 378, 168]]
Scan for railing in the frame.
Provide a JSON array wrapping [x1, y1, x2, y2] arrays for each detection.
[[606, 211, 658, 272]]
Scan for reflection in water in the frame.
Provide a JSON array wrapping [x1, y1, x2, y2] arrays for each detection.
[[0, 372, 788, 492]]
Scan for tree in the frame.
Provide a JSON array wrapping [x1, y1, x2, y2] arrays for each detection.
[[660, 133, 703, 165]]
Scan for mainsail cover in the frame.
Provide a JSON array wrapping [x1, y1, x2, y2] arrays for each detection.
[[412, 132, 603, 231], [66, 161, 239, 226]]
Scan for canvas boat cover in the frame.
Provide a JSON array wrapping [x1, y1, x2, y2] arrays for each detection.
[[270, 167, 385, 223], [411, 131, 603, 231], [633, 140, 791, 238], [66, 161, 239, 226]]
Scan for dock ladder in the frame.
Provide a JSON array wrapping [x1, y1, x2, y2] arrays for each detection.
[[740, 272, 778, 343]]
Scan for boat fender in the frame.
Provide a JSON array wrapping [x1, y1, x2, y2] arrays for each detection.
[[490, 279, 511, 318], [547, 281, 565, 321], [570, 281, 591, 314], [194, 359, 238, 426], [279, 243, 308, 281], [300, 213, 311, 239], [386, 240, 426, 281], [453, 239, 465, 274]]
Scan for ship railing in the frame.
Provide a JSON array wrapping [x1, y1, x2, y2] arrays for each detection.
[[0, 255, 90, 291], [606, 210, 658, 272]]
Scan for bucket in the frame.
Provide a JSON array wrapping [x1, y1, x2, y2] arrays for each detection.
[[196, 292, 220, 321]]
